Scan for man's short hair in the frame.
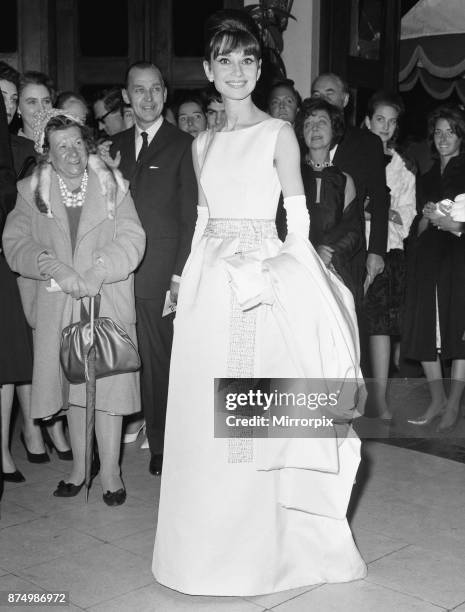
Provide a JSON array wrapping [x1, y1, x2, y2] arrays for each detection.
[[125, 61, 164, 87], [311, 72, 349, 96], [94, 86, 124, 116]]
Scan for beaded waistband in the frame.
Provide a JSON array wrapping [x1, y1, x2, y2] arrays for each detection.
[[204, 218, 278, 243]]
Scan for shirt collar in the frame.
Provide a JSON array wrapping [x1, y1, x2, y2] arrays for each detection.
[[329, 144, 338, 162], [136, 116, 163, 144]]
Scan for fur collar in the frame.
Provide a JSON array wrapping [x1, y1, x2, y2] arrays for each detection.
[[30, 154, 126, 219]]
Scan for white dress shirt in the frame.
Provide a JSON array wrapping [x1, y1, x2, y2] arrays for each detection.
[[135, 116, 163, 159]]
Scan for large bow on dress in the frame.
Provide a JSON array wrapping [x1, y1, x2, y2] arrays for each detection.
[[223, 233, 366, 519]]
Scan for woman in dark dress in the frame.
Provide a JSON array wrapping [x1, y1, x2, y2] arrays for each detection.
[[403, 105, 465, 432], [294, 97, 364, 304], [363, 92, 416, 420], [1, 64, 71, 472], [0, 86, 33, 483]]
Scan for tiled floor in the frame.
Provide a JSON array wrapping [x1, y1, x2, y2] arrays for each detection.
[[1, 426, 465, 611]]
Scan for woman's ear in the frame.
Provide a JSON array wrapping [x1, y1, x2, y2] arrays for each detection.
[[257, 59, 262, 81], [364, 116, 371, 131], [203, 60, 214, 83]]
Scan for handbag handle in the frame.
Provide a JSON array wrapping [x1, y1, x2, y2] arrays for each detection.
[[79, 294, 101, 323]]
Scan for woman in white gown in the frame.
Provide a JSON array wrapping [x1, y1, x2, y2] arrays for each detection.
[[153, 9, 366, 596]]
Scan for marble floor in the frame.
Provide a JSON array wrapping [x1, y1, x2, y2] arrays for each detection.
[[1, 423, 465, 611]]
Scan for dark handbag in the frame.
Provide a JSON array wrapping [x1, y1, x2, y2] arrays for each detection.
[[60, 294, 140, 384]]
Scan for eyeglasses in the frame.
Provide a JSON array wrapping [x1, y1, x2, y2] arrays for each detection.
[[95, 108, 113, 123]]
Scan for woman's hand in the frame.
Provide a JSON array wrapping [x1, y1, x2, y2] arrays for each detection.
[[422, 201, 437, 220], [317, 244, 334, 266], [38, 253, 88, 298], [59, 274, 89, 300], [98, 140, 121, 169], [82, 267, 105, 297], [429, 214, 464, 234]]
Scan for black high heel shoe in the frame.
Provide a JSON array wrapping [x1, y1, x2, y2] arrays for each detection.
[[20, 433, 50, 463], [42, 428, 73, 461], [2, 470, 26, 483], [53, 479, 85, 497]]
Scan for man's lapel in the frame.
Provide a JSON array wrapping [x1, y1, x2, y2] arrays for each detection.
[[119, 126, 137, 182], [130, 121, 172, 190], [140, 120, 171, 166]]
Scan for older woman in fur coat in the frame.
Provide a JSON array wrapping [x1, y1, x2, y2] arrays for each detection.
[[3, 111, 146, 505]]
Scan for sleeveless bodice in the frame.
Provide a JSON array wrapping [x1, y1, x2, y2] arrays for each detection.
[[197, 118, 286, 219]]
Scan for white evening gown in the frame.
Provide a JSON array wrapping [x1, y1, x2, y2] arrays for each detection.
[[152, 118, 367, 596]]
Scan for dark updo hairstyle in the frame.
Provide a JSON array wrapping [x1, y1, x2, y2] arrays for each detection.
[[366, 90, 404, 148], [0, 61, 19, 89], [295, 97, 345, 152], [427, 104, 465, 158], [42, 114, 96, 157], [18, 70, 55, 101], [204, 9, 261, 62]]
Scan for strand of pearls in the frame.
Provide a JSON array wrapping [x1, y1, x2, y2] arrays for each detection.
[[58, 170, 88, 208]]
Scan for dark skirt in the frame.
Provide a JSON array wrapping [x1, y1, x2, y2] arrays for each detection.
[[0, 254, 33, 384], [402, 227, 465, 361], [364, 249, 406, 336]]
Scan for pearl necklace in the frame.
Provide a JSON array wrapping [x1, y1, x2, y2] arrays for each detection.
[[305, 156, 332, 169], [58, 170, 88, 208]]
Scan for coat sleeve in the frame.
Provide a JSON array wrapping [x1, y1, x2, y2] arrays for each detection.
[[173, 139, 197, 276], [3, 191, 49, 279], [365, 135, 389, 257], [91, 190, 146, 283], [324, 195, 364, 262]]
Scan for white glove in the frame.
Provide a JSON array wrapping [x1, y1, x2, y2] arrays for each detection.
[[451, 193, 465, 222], [283, 195, 310, 239], [192, 206, 209, 248]]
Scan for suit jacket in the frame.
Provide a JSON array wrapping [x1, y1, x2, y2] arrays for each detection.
[[111, 120, 197, 299], [333, 126, 389, 257]]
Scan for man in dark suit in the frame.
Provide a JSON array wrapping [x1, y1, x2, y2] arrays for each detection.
[[110, 62, 197, 475], [311, 73, 389, 287]]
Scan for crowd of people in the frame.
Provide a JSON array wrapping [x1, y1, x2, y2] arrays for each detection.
[[1, 6, 465, 598]]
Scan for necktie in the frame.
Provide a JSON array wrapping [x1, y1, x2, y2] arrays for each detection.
[[137, 131, 148, 162]]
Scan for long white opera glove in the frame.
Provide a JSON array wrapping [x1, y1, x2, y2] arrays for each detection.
[[192, 206, 209, 249], [283, 195, 310, 239]]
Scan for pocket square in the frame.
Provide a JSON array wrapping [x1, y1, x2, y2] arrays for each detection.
[[149, 165, 159, 169]]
